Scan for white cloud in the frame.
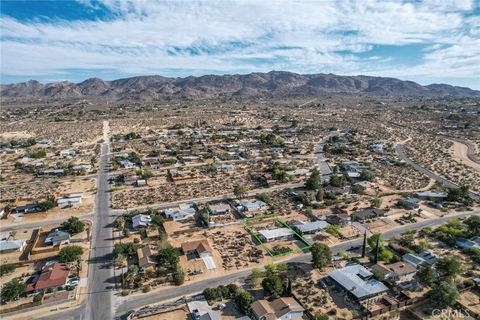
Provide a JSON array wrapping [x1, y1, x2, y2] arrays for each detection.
[[1, 0, 479, 88]]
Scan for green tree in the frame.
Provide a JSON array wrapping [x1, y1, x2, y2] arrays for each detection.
[[151, 214, 165, 228], [158, 245, 179, 272], [61, 217, 85, 235], [235, 290, 255, 315], [428, 280, 459, 309], [58, 245, 84, 262], [306, 168, 322, 190], [464, 215, 480, 236], [416, 266, 437, 287], [372, 270, 385, 281], [173, 268, 186, 285], [1, 279, 26, 302], [368, 233, 385, 252], [311, 243, 332, 270], [30, 150, 46, 159], [262, 274, 284, 298], [0, 264, 16, 277], [233, 185, 248, 199], [360, 170, 375, 182], [250, 268, 264, 287], [437, 256, 461, 278]]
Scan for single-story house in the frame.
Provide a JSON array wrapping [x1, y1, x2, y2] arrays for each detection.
[[60, 150, 76, 158], [38, 169, 65, 176], [181, 239, 213, 258], [404, 197, 420, 209], [14, 203, 42, 214], [352, 208, 385, 222], [57, 193, 83, 206], [456, 237, 480, 251], [402, 251, 439, 269], [132, 214, 152, 229], [251, 297, 304, 320], [258, 228, 294, 242], [328, 264, 389, 301], [292, 220, 329, 234], [45, 230, 71, 246], [371, 262, 417, 285], [326, 213, 351, 227], [0, 239, 26, 253], [237, 199, 268, 217], [137, 245, 157, 270], [26, 263, 70, 293], [119, 160, 135, 169], [414, 191, 448, 200], [209, 203, 232, 215], [164, 203, 196, 221], [72, 164, 92, 173]]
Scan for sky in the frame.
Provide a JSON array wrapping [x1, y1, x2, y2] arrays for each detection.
[[1, 0, 479, 89]]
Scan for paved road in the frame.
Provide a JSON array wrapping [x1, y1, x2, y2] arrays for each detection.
[[115, 210, 478, 317], [314, 132, 338, 181], [396, 143, 479, 200], [83, 140, 115, 320]]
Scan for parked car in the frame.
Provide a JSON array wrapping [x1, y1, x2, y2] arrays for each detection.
[[68, 277, 80, 286]]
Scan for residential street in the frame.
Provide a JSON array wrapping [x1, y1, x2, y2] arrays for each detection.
[[396, 143, 479, 200], [114, 210, 479, 318]]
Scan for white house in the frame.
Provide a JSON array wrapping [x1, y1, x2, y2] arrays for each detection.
[[164, 204, 196, 221], [132, 214, 152, 229], [258, 228, 294, 242], [57, 193, 83, 206], [0, 239, 26, 253]]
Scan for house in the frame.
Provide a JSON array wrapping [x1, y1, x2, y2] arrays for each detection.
[[14, 203, 42, 214], [132, 214, 152, 229], [164, 204, 196, 221], [119, 160, 135, 169], [326, 213, 351, 226], [0, 239, 26, 253], [181, 239, 216, 270], [371, 262, 417, 285], [328, 264, 389, 301], [38, 169, 65, 176], [402, 251, 439, 269], [401, 197, 420, 209], [25, 263, 70, 293], [414, 191, 448, 200], [237, 199, 268, 217], [45, 230, 71, 246], [251, 297, 304, 320], [57, 193, 83, 206], [456, 237, 480, 251], [181, 239, 213, 258], [352, 208, 385, 222], [258, 228, 294, 242], [209, 203, 232, 215], [137, 245, 157, 270], [60, 150, 76, 158], [72, 164, 92, 173], [292, 220, 329, 234]]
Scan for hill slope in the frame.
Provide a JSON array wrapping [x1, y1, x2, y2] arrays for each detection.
[[1, 71, 478, 101]]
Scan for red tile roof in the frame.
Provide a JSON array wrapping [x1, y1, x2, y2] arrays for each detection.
[[27, 263, 70, 291]]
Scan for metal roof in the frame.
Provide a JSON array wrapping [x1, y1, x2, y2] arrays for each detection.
[[328, 264, 389, 299]]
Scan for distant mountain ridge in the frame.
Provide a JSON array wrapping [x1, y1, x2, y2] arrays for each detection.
[[1, 71, 479, 101]]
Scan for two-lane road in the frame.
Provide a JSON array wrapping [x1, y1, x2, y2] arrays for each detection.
[[396, 143, 479, 200]]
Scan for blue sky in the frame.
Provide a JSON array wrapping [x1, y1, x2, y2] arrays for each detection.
[[1, 0, 479, 89]]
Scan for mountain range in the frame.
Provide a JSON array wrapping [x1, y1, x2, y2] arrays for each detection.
[[1, 71, 479, 101]]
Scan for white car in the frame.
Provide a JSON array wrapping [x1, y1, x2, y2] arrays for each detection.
[[68, 277, 80, 286]]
